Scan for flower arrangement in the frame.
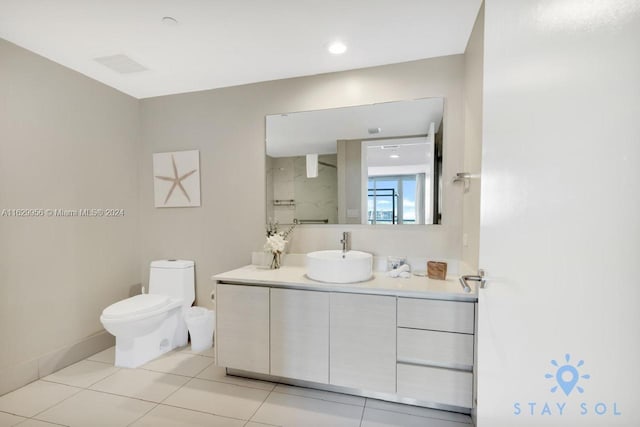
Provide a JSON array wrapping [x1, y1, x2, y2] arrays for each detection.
[[264, 219, 296, 269]]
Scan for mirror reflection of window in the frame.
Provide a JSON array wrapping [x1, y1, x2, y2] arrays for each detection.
[[365, 130, 435, 225], [367, 175, 425, 224]]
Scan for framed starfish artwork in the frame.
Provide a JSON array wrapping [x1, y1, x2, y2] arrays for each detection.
[[153, 150, 201, 207]]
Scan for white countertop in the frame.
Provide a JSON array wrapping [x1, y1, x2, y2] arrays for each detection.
[[212, 265, 478, 302]]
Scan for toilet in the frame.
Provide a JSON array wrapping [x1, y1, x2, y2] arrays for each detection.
[[100, 260, 195, 368]]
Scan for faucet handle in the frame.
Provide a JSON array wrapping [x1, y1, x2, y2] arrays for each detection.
[[340, 231, 351, 253]]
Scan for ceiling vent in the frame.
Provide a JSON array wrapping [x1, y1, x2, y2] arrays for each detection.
[[94, 54, 147, 74]]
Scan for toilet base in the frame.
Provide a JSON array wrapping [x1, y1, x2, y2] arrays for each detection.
[[114, 310, 188, 368]]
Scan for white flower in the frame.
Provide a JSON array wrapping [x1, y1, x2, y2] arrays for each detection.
[[264, 233, 287, 253]]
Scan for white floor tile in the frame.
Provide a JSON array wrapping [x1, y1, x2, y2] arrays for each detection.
[[131, 404, 245, 427], [164, 378, 269, 420], [182, 345, 215, 358], [0, 381, 80, 418], [245, 423, 281, 427], [251, 392, 363, 427], [86, 347, 115, 365], [141, 351, 214, 377], [273, 384, 365, 407], [89, 368, 189, 403], [0, 411, 25, 426], [361, 408, 471, 427], [196, 365, 275, 391], [42, 360, 119, 388], [365, 400, 472, 424], [35, 390, 154, 427], [14, 420, 66, 427]]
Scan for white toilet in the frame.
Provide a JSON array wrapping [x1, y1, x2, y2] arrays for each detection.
[[100, 260, 195, 368]]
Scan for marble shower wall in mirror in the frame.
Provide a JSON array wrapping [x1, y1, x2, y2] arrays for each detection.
[[266, 154, 338, 224], [266, 98, 444, 225]]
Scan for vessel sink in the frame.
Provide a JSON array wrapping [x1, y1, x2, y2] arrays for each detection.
[[306, 250, 373, 283]]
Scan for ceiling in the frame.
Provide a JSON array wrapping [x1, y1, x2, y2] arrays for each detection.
[[0, 0, 482, 99], [366, 138, 430, 169], [266, 98, 443, 157]]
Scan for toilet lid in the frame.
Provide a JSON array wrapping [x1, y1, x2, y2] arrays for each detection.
[[102, 294, 170, 319]]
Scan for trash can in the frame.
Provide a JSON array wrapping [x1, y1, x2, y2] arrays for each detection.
[[185, 306, 215, 352]]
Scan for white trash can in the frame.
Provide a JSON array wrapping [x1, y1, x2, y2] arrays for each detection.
[[185, 306, 215, 352]]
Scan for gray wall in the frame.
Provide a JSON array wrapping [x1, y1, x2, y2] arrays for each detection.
[[0, 39, 141, 392], [140, 54, 466, 308]]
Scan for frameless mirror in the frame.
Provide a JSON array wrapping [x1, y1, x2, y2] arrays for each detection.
[[266, 98, 443, 225]]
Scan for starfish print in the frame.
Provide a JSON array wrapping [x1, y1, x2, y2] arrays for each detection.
[[154, 154, 198, 204]]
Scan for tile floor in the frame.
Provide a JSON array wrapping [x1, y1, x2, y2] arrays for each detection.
[[0, 346, 473, 427]]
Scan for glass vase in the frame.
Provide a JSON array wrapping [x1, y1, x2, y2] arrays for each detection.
[[270, 251, 282, 269]]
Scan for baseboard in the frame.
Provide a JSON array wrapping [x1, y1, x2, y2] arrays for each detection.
[[0, 358, 39, 396], [0, 330, 114, 396]]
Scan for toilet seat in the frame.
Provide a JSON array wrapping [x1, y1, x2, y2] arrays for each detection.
[[101, 294, 181, 323]]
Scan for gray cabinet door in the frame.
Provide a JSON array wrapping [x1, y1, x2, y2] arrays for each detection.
[[216, 284, 269, 374], [271, 288, 329, 383], [329, 293, 396, 393]]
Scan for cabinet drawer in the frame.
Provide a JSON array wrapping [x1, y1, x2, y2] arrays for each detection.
[[397, 298, 474, 334], [397, 328, 473, 369], [397, 363, 473, 408]]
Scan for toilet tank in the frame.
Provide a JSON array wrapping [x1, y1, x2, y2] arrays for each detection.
[[148, 260, 195, 306]]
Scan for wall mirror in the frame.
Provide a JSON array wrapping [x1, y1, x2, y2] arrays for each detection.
[[265, 97, 444, 226]]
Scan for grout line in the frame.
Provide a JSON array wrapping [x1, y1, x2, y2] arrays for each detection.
[[0, 410, 24, 419], [243, 419, 281, 427], [246, 386, 275, 424], [191, 376, 276, 393], [157, 375, 192, 406], [85, 367, 122, 389], [70, 388, 165, 405], [29, 385, 84, 421], [125, 401, 159, 427], [186, 357, 216, 379], [19, 417, 69, 426], [269, 388, 365, 408], [158, 401, 254, 423], [84, 358, 115, 366]]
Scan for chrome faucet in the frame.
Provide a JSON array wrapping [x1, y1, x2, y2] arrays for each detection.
[[340, 232, 351, 257]]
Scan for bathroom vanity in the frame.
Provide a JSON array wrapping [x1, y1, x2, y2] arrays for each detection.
[[212, 264, 477, 413]]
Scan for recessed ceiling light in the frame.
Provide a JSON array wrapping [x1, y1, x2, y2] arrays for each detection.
[[328, 41, 347, 55], [390, 154, 400, 159], [162, 16, 178, 25]]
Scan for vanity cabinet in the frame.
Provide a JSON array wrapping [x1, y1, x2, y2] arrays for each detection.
[[216, 284, 270, 374], [396, 297, 475, 408], [214, 273, 477, 413], [329, 293, 396, 393], [270, 288, 329, 383]]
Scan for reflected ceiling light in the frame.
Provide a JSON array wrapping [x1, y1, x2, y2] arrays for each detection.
[[306, 154, 319, 178], [328, 41, 347, 55], [390, 154, 400, 159]]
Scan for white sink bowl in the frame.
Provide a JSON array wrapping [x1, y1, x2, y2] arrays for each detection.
[[306, 250, 373, 283]]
